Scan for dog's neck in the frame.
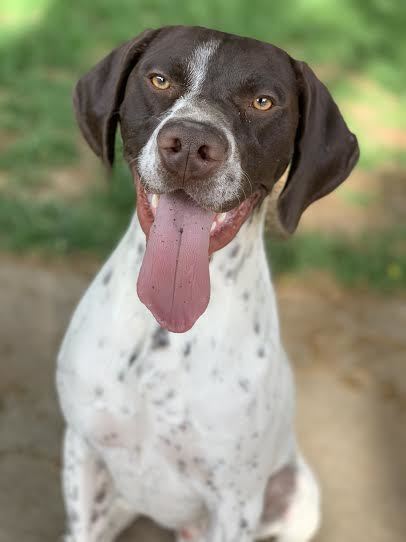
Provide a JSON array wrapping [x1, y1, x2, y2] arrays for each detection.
[[117, 201, 277, 339], [118, 199, 280, 354]]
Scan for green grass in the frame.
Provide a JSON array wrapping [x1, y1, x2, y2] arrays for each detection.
[[1, 0, 405, 182], [0, 0, 405, 291], [2, 0, 405, 87], [0, 159, 134, 253], [268, 229, 406, 292], [1, 182, 405, 291]]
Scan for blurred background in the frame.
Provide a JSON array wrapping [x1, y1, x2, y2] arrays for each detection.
[[0, 1, 405, 541]]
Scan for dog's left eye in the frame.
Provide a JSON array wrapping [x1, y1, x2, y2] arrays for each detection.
[[150, 74, 171, 90], [252, 96, 273, 111]]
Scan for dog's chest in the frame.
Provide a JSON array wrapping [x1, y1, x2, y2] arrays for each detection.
[[57, 215, 291, 522], [59, 331, 280, 522], [58, 281, 277, 455]]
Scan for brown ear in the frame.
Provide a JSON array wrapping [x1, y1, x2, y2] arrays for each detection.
[[277, 60, 359, 233], [73, 28, 161, 168]]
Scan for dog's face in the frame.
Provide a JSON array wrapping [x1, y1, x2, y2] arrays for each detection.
[[74, 26, 359, 332], [121, 27, 298, 212]]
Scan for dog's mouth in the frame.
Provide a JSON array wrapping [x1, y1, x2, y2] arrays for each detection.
[[134, 175, 260, 333]]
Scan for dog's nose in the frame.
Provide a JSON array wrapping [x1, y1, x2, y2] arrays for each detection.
[[157, 120, 229, 181]]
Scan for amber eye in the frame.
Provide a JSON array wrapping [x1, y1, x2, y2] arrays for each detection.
[[150, 74, 171, 90], [253, 96, 273, 111]]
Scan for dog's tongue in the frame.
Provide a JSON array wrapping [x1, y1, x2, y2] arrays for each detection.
[[137, 191, 215, 333]]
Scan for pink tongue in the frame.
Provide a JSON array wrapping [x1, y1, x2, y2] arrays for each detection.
[[137, 191, 215, 333]]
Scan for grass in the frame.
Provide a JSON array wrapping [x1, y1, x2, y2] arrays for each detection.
[[1, 0, 405, 181], [0, 159, 134, 254], [1, 181, 405, 291], [0, 0, 405, 290], [267, 229, 406, 292]]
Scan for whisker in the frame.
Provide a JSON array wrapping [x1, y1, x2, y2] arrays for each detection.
[[241, 168, 254, 195], [128, 156, 138, 166], [240, 183, 247, 203]]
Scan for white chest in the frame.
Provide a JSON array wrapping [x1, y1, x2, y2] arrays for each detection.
[[56, 213, 295, 524]]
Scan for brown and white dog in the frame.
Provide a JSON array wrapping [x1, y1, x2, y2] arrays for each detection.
[[57, 26, 359, 542]]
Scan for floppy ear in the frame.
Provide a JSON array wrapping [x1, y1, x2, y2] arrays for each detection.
[[73, 28, 161, 168], [277, 60, 359, 233]]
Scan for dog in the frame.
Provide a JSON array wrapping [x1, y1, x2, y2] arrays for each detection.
[[56, 26, 359, 542]]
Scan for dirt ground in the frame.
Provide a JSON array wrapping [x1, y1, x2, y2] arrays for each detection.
[[0, 256, 405, 542]]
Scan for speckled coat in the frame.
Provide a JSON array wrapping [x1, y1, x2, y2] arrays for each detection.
[[57, 207, 320, 542]]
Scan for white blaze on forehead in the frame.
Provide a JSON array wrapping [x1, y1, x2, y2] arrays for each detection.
[[186, 40, 220, 94], [137, 37, 243, 208]]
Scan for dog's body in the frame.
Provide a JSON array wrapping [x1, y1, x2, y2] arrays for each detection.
[[57, 207, 318, 542], [57, 26, 358, 542]]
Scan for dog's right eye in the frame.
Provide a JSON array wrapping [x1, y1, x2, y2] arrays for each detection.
[[150, 74, 171, 90], [252, 96, 273, 111]]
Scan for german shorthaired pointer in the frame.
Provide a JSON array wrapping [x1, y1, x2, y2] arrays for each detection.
[[57, 26, 359, 542]]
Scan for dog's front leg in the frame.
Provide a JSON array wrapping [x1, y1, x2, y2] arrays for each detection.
[[62, 428, 136, 542]]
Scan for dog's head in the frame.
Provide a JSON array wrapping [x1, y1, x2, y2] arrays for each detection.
[[74, 26, 359, 332]]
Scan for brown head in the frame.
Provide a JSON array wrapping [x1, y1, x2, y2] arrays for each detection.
[[73, 26, 359, 331]]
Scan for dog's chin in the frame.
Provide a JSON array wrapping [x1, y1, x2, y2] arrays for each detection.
[[134, 174, 261, 255]]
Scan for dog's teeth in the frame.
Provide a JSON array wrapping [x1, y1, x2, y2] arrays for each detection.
[[151, 194, 159, 209], [218, 213, 226, 223], [210, 222, 216, 233]]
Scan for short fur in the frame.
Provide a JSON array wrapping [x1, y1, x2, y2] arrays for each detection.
[[58, 25, 359, 542]]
